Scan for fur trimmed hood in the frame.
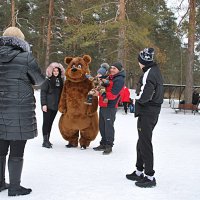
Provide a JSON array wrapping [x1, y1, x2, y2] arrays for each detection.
[[0, 36, 30, 52], [46, 62, 65, 78]]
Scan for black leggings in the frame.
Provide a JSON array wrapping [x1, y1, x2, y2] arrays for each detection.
[[0, 140, 27, 157], [42, 109, 57, 136]]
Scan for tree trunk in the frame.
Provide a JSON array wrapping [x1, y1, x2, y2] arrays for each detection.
[[11, 0, 15, 26], [184, 0, 196, 103], [117, 0, 126, 69], [45, 0, 54, 68]]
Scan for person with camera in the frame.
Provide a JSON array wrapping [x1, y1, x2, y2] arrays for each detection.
[[0, 27, 45, 196]]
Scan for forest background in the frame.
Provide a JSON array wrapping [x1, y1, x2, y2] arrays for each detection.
[[0, 0, 200, 90]]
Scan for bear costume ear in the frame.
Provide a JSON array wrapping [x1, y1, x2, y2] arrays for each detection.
[[83, 55, 91, 64], [64, 57, 73, 64]]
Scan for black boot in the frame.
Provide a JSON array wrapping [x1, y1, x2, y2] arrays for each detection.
[[0, 156, 9, 192], [42, 135, 52, 148], [48, 134, 53, 146], [65, 143, 77, 148], [8, 157, 32, 196], [102, 145, 112, 155], [93, 144, 106, 151]]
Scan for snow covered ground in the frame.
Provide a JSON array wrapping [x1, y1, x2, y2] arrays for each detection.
[[1, 90, 200, 200]]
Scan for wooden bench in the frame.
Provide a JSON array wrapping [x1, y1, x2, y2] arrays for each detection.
[[175, 103, 199, 114]]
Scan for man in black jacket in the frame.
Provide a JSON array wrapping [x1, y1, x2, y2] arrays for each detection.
[[126, 48, 164, 188]]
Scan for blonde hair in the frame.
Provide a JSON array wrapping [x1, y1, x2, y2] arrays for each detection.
[[3, 27, 25, 40]]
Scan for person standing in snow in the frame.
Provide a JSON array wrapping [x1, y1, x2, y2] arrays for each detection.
[[0, 27, 45, 196], [192, 89, 199, 109], [93, 62, 125, 155], [40, 62, 65, 148], [126, 48, 163, 188], [120, 86, 130, 114]]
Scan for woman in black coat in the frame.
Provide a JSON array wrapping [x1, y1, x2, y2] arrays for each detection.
[[0, 27, 45, 196], [40, 62, 65, 148]]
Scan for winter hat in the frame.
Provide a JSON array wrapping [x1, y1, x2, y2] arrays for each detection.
[[3, 27, 25, 40], [111, 62, 123, 71], [138, 48, 154, 65], [97, 63, 110, 76]]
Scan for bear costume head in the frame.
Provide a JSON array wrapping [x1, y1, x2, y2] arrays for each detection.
[[64, 55, 91, 82]]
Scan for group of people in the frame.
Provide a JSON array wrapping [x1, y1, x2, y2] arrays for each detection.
[[0, 26, 164, 197]]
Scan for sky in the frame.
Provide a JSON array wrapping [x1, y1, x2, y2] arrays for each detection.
[[166, 0, 189, 22], [1, 90, 200, 200]]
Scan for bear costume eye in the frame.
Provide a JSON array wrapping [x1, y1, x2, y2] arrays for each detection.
[[72, 64, 76, 68], [77, 64, 82, 68]]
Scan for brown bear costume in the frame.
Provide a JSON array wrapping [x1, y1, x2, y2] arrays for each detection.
[[58, 55, 99, 149]]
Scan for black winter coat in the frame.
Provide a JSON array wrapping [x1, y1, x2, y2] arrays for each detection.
[[40, 77, 63, 111], [135, 62, 164, 117], [0, 36, 45, 140]]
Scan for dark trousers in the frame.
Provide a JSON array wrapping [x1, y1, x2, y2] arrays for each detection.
[[136, 114, 158, 176], [123, 102, 128, 113], [42, 109, 57, 136], [99, 107, 117, 147], [0, 140, 27, 158]]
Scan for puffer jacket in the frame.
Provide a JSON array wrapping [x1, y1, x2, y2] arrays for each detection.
[[40, 77, 63, 111], [40, 62, 65, 111], [0, 36, 45, 140], [135, 62, 164, 117]]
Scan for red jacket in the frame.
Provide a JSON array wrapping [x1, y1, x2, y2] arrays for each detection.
[[120, 86, 130, 102], [99, 71, 125, 108]]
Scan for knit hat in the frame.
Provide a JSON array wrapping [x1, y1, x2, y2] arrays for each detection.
[[3, 27, 25, 40], [138, 48, 154, 65], [111, 62, 123, 71], [97, 63, 110, 76]]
